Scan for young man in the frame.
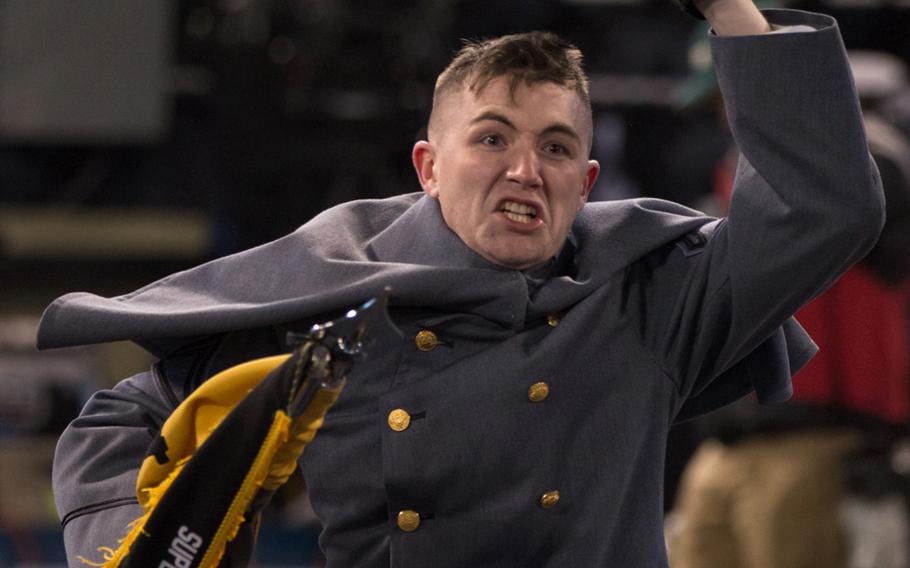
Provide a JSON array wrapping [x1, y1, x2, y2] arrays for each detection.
[[42, 0, 883, 565]]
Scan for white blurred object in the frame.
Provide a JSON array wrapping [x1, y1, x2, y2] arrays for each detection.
[[848, 50, 910, 101], [841, 494, 910, 568]]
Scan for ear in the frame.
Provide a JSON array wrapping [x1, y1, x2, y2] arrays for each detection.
[[578, 159, 600, 210], [412, 141, 439, 198]]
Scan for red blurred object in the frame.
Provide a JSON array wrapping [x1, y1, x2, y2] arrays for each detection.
[[793, 264, 910, 424]]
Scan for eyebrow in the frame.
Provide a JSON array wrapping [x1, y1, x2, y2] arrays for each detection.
[[470, 111, 582, 145]]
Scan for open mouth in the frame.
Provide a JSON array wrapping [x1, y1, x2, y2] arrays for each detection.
[[499, 200, 538, 224]]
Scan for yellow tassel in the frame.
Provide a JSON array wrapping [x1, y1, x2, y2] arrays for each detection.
[[77, 546, 115, 566], [79, 455, 191, 567], [199, 410, 291, 567], [78, 411, 288, 568]]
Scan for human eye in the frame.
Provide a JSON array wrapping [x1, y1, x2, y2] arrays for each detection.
[[545, 143, 565, 154], [543, 142, 571, 157], [480, 134, 503, 147]]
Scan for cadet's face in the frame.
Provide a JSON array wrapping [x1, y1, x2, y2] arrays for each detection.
[[413, 76, 599, 270]]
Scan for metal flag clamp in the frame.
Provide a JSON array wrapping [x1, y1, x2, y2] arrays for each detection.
[[285, 290, 391, 417]]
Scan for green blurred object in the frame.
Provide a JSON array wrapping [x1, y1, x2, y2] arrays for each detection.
[[673, 1, 778, 109], [672, 20, 717, 109]]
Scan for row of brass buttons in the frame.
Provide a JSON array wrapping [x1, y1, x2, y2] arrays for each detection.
[[536, 313, 560, 514], [395, 491, 560, 532], [387, 381, 548, 433], [413, 312, 561, 353], [395, 315, 561, 532]]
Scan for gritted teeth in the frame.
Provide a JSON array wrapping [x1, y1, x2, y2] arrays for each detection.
[[504, 211, 533, 223], [500, 200, 538, 219]]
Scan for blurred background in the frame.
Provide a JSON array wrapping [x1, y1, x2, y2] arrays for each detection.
[[1, 0, 909, 566]]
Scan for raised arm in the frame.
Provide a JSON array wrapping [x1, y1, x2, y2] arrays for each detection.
[[630, 4, 885, 415]]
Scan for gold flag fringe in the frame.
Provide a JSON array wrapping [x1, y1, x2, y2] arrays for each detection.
[[78, 411, 291, 568]]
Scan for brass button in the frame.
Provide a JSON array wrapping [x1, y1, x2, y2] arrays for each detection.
[[539, 490, 560, 509], [415, 329, 438, 352], [528, 382, 550, 402], [388, 409, 411, 432], [546, 312, 562, 327], [397, 509, 421, 532]]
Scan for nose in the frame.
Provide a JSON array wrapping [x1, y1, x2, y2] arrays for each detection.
[[506, 145, 543, 189]]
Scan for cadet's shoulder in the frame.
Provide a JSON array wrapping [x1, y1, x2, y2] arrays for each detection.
[[575, 197, 714, 236], [579, 197, 707, 219], [570, 198, 723, 272]]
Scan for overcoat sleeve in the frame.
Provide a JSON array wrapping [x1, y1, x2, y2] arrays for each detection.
[[53, 330, 284, 566], [629, 10, 885, 413], [53, 369, 171, 565]]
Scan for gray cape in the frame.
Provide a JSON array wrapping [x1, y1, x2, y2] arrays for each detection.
[[39, 191, 813, 420]]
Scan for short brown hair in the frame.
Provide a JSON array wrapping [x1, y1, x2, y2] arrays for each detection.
[[436, 31, 589, 104], [429, 31, 592, 144]]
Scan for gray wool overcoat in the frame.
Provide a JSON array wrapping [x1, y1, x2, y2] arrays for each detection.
[[42, 10, 885, 567]]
